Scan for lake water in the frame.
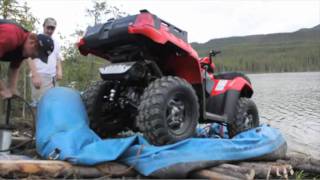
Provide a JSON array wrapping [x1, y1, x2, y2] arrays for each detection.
[[249, 72, 320, 158]]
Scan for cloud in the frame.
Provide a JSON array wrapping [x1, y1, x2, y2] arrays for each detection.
[[28, 0, 320, 43]]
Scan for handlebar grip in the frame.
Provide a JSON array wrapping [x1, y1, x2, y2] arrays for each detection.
[[210, 50, 221, 56]]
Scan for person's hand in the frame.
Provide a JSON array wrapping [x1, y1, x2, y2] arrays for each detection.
[[0, 88, 13, 99], [56, 72, 62, 80], [32, 74, 42, 89], [10, 88, 20, 97]]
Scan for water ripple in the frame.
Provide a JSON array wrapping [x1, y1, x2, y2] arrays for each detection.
[[249, 72, 320, 158]]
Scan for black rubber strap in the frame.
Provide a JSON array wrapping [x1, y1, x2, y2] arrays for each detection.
[[5, 98, 11, 125]]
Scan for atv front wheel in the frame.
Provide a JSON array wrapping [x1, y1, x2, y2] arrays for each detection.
[[82, 81, 126, 138], [137, 76, 199, 146], [228, 97, 259, 137]]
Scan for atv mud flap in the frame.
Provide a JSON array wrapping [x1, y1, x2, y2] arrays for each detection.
[[36, 87, 287, 178], [223, 90, 240, 122]]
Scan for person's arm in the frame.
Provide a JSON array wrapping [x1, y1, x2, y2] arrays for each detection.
[[0, 48, 6, 92], [7, 66, 20, 95], [0, 80, 12, 99], [26, 58, 41, 89]]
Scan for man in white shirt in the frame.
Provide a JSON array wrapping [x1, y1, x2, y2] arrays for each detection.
[[31, 17, 63, 107]]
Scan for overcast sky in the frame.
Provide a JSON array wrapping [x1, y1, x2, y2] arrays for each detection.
[[27, 0, 320, 43]]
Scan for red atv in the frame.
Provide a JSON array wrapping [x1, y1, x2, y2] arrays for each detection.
[[78, 10, 259, 145]]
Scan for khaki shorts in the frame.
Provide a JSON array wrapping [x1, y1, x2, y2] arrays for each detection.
[[30, 74, 57, 107]]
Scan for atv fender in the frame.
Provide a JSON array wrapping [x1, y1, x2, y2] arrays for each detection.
[[211, 77, 253, 97], [211, 77, 253, 123], [165, 55, 202, 84], [228, 77, 253, 98]]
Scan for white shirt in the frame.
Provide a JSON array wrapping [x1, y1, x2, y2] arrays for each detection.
[[34, 38, 62, 77]]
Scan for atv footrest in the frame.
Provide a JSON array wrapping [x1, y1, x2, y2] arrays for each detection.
[[205, 112, 228, 123]]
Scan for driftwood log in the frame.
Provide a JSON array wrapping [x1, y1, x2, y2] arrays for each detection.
[[0, 160, 137, 178], [190, 155, 320, 179], [0, 153, 318, 178], [284, 154, 320, 173]]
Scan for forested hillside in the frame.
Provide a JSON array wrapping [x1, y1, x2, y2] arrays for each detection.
[[191, 25, 320, 72]]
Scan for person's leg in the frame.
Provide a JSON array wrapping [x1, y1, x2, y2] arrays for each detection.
[[30, 76, 41, 105], [52, 76, 58, 87], [30, 74, 53, 121], [31, 74, 54, 103], [30, 76, 40, 118], [38, 74, 54, 100]]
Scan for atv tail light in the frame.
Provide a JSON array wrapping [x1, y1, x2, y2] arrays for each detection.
[[78, 38, 86, 47], [77, 38, 90, 56]]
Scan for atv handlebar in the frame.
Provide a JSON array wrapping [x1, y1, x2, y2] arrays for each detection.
[[209, 50, 221, 57]]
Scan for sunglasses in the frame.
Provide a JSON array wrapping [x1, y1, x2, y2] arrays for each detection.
[[46, 26, 56, 30]]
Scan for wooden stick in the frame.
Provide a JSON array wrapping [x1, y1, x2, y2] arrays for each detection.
[[212, 164, 255, 180], [191, 169, 243, 180], [190, 163, 255, 180], [0, 160, 72, 178]]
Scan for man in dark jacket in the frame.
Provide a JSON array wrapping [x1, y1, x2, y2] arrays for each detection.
[[0, 19, 54, 99]]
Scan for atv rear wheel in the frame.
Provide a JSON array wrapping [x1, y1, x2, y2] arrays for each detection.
[[228, 97, 259, 137], [137, 76, 199, 146], [82, 81, 126, 138]]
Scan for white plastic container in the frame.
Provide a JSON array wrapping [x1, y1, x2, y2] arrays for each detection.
[[0, 129, 12, 154]]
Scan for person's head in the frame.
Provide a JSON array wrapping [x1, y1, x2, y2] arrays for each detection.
[[23, 33, 54, 63], [43, 17, 57, 37]]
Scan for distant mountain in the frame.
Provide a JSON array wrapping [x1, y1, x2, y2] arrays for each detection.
[[298, 24, 320, 32], [191, 24, 320, 72], [313, 24, 320, 30]]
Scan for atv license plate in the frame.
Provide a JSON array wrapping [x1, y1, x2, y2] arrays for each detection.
[[99, 62, 135, 74]]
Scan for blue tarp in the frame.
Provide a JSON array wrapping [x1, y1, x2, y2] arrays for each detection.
[[36, 87, 287, 178]]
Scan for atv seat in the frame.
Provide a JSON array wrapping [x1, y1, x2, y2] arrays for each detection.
[[214, 72, 251, 84]]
